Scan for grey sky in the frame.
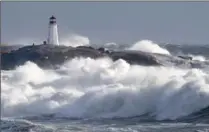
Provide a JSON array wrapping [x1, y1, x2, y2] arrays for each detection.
[[1, 2, 209, 45]]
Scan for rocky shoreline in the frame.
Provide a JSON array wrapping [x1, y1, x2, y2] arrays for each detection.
[[1, 44, 204, 70]]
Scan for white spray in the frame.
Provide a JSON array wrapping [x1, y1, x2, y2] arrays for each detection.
[[47, 16, 59, 45], [1, 58, 209, 120]]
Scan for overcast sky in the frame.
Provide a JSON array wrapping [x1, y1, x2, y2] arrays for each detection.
[[2, 2, 209, 45]]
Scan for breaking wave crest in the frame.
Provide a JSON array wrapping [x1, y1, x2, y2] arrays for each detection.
[[189, 55, 207, 62], [60, 34, 90, 47], [2, 57, 209, 120], [128, 40, 170, 55]]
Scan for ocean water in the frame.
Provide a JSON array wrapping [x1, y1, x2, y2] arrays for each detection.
[[1, 40, 209, 132]]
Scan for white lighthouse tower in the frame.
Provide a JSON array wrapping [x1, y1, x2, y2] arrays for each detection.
[[47, 15, 59, 45]]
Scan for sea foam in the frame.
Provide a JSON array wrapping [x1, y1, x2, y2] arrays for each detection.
[[2, 57, 209, 120]]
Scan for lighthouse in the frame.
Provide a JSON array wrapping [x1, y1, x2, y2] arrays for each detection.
[[47, 15, 59, 45]]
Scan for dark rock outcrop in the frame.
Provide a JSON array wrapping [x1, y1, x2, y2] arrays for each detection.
[[178, 55, 193, 60], [1, 44, 207, 70], [1, 44, 160, 70]]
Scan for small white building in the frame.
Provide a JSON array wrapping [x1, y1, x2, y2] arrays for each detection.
[[47, 15, 59, 45]]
